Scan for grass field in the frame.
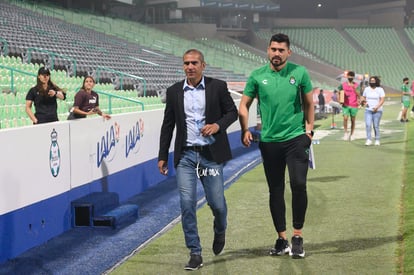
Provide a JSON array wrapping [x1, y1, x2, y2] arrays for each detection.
[[401, 112, 414, 274], [110, 98, 413, 274]]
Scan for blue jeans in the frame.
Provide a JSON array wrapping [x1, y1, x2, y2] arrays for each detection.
[[175, 149, 227, 255], [365, 109, 382, 140]]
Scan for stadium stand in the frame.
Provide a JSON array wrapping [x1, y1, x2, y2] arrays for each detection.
[[0, 0, 248, 129], [1, 0, 412, 272], [256, 28, 338, 66], [262, 26, 414, 89], [1, 0, 247, 82], [1, 0, 412, 130]]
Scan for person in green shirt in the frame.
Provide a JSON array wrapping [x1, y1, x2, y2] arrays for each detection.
[[401, 77, 410, 122], [239, 33, 314, 259]]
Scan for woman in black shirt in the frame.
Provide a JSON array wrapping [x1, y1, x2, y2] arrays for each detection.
[[25, 67, 66, 124]]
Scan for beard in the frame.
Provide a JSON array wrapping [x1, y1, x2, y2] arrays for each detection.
[[270, 57, 287, 70]]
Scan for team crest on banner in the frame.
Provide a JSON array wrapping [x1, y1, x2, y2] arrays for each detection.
[[49, 128, 61, 177]]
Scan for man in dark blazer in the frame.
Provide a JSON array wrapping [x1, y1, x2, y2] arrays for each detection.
[[158, 49, 238, 270]]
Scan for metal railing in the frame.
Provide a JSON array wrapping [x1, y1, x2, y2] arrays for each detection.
[[0, 64, 36, 94], [26, 47, 77, 75], [95, 66, 147, 96], [73, 86, 145, 113]]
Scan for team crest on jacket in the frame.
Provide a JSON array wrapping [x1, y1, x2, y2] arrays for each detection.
[[289, 76, 296, 85]]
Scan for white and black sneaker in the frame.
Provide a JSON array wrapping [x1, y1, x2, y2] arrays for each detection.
[[270, 237, 290, 256], [289, 235, 305, 259], [184, 254, 203, 270]]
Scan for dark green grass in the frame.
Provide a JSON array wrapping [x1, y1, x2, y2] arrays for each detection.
[[402, 117, 414, 274], [111, 100, 409, 274]]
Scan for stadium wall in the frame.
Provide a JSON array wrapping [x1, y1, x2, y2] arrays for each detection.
[[338, 0, 406, 28], [154, 23, 217, 39], [0, 98, 256, 263], [265, 18, 368, 28]]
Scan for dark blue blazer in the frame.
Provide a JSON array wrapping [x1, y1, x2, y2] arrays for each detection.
[[158, 76, 238, 167]]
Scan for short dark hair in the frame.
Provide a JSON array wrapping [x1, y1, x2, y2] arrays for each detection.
[[269, 33, 290, 48], [183, 49, 205, 63], [347, 71, 355, 77], [403, 77, 409, 82]]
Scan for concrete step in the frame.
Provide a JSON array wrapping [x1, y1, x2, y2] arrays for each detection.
[[71, 192, 119, 227], [93, 204, 139, 229]]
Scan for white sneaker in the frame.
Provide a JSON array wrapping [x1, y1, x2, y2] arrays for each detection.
[[349, 135, 355, 141], [365, 139, 372, 146], [375, 140, 380, 146], [410, 111, 414, 119], [342, 133, 349, 141]]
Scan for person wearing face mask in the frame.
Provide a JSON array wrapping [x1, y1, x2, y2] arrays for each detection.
[[338, 71, 360, 141], [400, 77, 410, 123], [360, 76, 385, 146]]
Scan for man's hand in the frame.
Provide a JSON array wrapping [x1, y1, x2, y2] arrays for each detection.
[[158, 160, 168, 175], [241, 129, 253, 147], [201, 123, 219, 137]]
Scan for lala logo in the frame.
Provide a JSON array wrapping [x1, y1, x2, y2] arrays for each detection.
[[125, 118, 144, 158], [96, 122, 120, 167], [49, 128, 61, 177]]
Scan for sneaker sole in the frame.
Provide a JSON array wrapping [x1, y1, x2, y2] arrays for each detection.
[[184, 263, 203, 270], [289, 251, 305, 259], [269, 247, 291, 256]]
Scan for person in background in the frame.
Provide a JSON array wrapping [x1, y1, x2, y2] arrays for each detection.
[[400, 77, 410, 123], [338, 71, 360, 141], [331, 90, 340, 114], [361, 76, 385, 146], [71, 76, 111, 120], [157, 49, 238, 270], [410, 80, 414, 118], [318, 89, 325, 114], [239, 33, 314, 259], [25, 67, 66, 124]]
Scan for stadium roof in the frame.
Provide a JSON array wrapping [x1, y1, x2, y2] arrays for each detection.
[[277, 0, 405, 18]]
